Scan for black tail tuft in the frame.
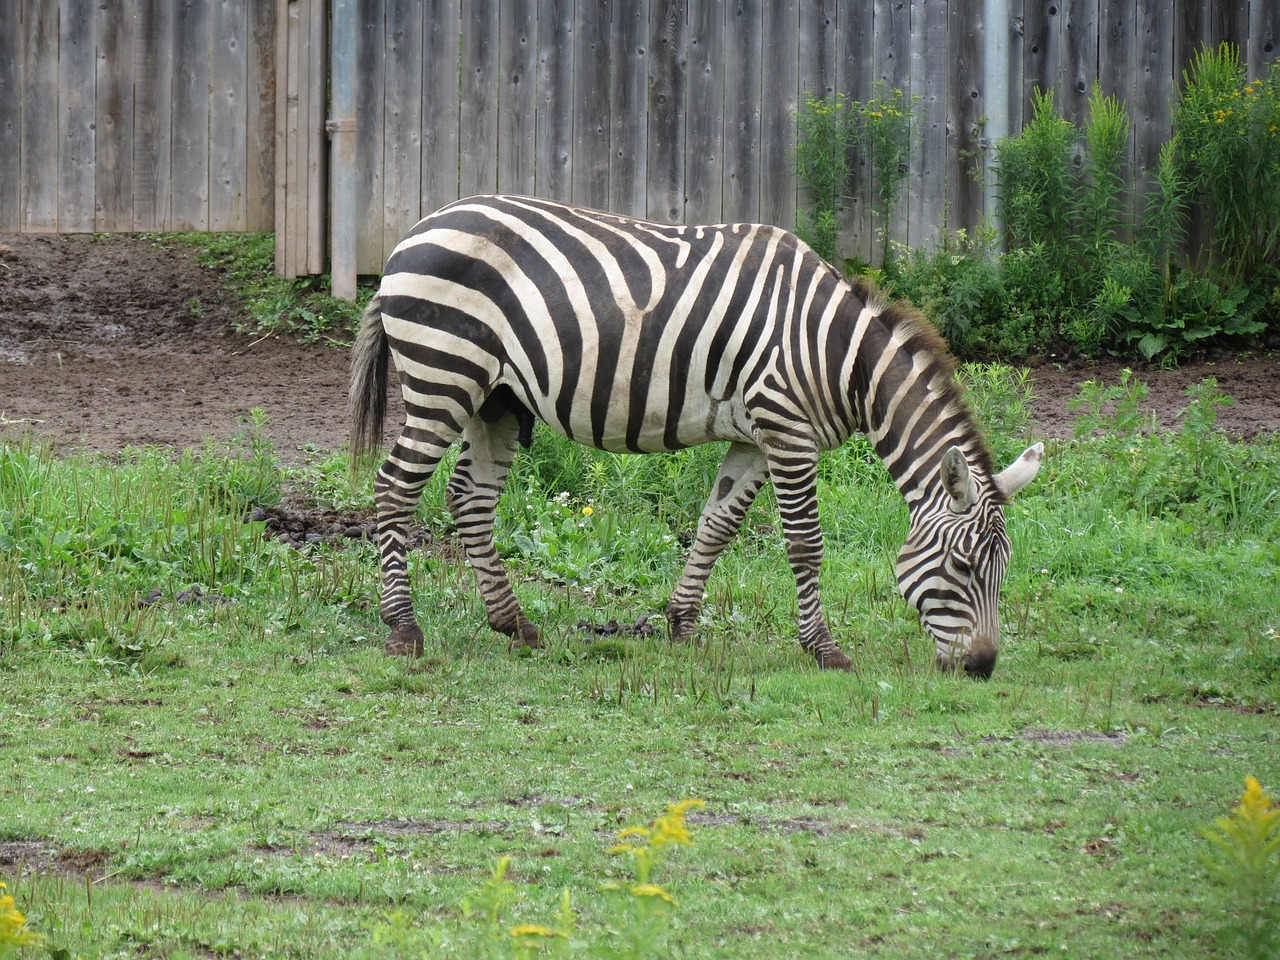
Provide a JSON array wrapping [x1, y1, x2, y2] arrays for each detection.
[[349, 295, 389, 465]]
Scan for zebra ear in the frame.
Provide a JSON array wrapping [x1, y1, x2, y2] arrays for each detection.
[[994, 442, 1044, 498], [940, 447, 978, 512]]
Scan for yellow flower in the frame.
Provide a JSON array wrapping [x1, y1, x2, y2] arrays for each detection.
[[629, 883, 676, 904], [510, 923, 567, 939], [0, 882, 45, 949], [1235, 776, 1278, 825], [581, 505, 593, 516], [616, 826, 652, 841]]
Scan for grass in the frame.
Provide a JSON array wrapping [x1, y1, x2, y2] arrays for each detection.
[[1, 371, 1278, 958]]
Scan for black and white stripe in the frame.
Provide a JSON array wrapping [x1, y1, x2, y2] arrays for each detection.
[[350, 195, 1042, 675]]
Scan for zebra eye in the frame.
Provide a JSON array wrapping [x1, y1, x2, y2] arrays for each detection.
[[953, 557, 973, 577]]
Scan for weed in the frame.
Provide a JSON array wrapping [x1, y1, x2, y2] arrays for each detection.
[[1200, 777, 1280, 957], [0, 880, 44, 955]]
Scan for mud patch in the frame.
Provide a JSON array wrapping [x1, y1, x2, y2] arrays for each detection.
[[982, 729, 1128, 748], [249, 505, 434, 552]]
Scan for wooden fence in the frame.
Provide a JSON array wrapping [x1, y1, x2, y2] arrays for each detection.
[[2, 0, 1278, 288]]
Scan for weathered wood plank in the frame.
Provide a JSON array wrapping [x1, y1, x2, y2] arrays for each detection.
[[1006, 0, 1026, 134], [759, 0, 797, 229], [172, 0, 210, 231], [460, 0, 499, 199], [685, 0, 725, 224], [908, 0, 949, 246], [305, 0, 326, 273], [648, 0, 687, 222], [0, 0, 24, 230], [59, 0, 97, 231], [274, 0, 290, 273], [1246, 1, 1278, 81], [799, 0, 837, 103], [96, 0, 135, 231], [421, 0, 460, 214], [382, 0, 423, 260], [873, 0, 910, 91], [536, 0, 575, 202], [572, 0, 611, 209], [20, 0, 59, 231], [1061, 0, 1099, 128], [246, 0, 275, 231], [289, 0, 309, 275], [133, 0, 175, 231], [948, 0, 984, 236], [210, 0, 250, 231], [498, 0, 539, 197], [723, 0, 762, 223], [1134, 0, 1172, 202], [354, 0, 386, 272], [610, 0, 649, 217], [837, 0, 874, 262]]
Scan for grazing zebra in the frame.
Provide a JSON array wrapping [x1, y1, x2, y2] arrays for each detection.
[[350, 195, 1042, 677]]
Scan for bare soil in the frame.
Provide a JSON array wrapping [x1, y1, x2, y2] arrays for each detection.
[[3, 234, 1278, 460]]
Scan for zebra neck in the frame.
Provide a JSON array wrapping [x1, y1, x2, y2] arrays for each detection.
[[844, 304, 987, 509]]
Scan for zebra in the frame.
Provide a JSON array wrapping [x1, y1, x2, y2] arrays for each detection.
[[350, 195, 1043, 678]]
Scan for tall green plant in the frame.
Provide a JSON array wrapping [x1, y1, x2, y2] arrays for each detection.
[[1078, 83, 1131, 255], [1175, 44, 1280, 277], [995, 89, 1078, 253], [795, 93, 856, 263]]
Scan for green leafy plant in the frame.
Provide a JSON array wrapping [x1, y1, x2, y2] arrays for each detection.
[[996, 89, 1078, 254], [1200, 777, 1280, 958]]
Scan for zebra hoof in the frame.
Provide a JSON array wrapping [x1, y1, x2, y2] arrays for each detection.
[[385, 622, 425, 658], [815, 647, 854, 671], [509, 618, 543, 650]]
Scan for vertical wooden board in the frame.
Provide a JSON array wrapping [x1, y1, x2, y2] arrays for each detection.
[[836, 0, 874, 261], [305, 0, 326, 272], [133, 0, 175, 231], [1134, 0, 1172, 196], [289, 0, 310, 275], [572, 0, 611, 209], [535, 0, 574, 203], [460, 0, 499, 199], [799, 0, 837, 102], [873, 0, 909, 90], [648, 0, 687, 222], [354, 0, 385, 273], [382, 0, 422, 260], [172, 0, 211, 231], [1006, 0, 1026, 134], [275, 0, 291, 274], [421, 0, 460, 215], [1172, 1, 1207, 89], [759, 0, 797, 229], [723, 0, 762, 223], [246, 0, 276, 231], [685, 0, 725, 224], [1209, 1, 1249, 55], [0, 0, 23, 230], [59, 0, 97, 231], [1246, 1, 1278, 81], [210, 0, 250, 231], [947, 0, 983, 235], [498, 0, 539, 197], [96, 0, 136, 232], [1023, 0, 1063, 110], [1098, 0, 1135, 223], [610, 0, 649, 217], [21, 0, 59, 230], [907, 0, 949, 247], [1061, 0, 1098, 127]]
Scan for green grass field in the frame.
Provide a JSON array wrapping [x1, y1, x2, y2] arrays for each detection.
[[1, 368, 1277, 958]]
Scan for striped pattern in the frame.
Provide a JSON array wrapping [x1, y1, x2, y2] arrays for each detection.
[[350, 195, 1042, 675]]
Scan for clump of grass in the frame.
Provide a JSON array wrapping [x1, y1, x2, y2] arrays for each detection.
[[1200, 777, 1280, 957]]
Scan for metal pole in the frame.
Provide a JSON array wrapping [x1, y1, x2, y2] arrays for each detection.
[[328, 0, 358, 300], [983, 0, 1011, 237]]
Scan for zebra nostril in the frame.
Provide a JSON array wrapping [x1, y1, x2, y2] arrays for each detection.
[[963, 648, 997, 680]]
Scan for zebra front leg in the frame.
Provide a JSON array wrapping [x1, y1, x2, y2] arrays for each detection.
[[762, 436, 853, 671], [445, 415, 541, 650], [376, 431, 452, 657], [665, 443, 769, 644]]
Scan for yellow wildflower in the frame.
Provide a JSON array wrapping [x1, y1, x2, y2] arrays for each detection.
[[581, 505, 593, 516], [617, 826, 652, 841], [629, 883, 676, 904], [1234, 776, 1278, 826], [0, 882, 44, 950], [510, 923, 567, 939]]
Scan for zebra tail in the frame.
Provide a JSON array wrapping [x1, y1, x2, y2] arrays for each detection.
[[349, 294, 389, 468]]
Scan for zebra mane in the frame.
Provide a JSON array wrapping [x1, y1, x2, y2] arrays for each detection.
[[845, 275, 1002, 498]]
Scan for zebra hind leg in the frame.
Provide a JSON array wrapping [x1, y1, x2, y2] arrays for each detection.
[[375, 427, 457, 657], [665, 443, 769, 644], [445, 413, 542, 650]]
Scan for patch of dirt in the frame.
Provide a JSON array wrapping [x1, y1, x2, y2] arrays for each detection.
[[981, 729, 1128, 748], [2, 234, 1277, 461]]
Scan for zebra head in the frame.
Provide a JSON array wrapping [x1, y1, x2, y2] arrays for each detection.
[[896, 442, 1043, 679]]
